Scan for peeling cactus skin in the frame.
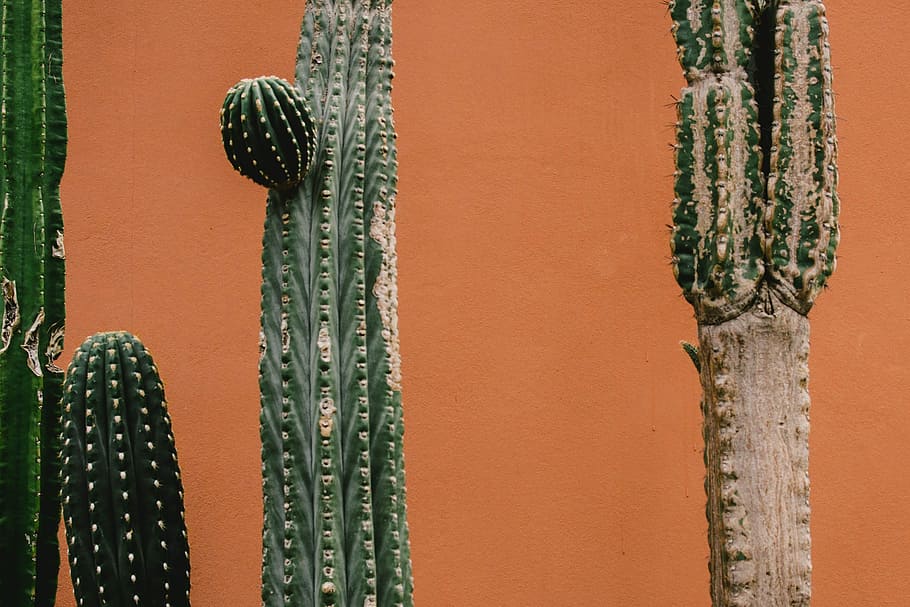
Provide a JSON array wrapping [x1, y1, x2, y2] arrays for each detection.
[[221, 2, 413, 606], [61, 332, 190, 607], [0, 277, 21, 355], [0, 1, 67, 605], [669, 1, 838, 605]]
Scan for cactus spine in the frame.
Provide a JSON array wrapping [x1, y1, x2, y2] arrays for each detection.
[[0, 0, 67, 605], [61, 332, 190, 607], [669, 1, 837, 605], [220, 1, 412, 606]]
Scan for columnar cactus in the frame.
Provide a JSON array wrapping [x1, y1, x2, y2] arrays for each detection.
[[669, 1, 837, 605], [0, 1, 68, 605], [219, 1, 413, 606], [61, 332, 190, 607]]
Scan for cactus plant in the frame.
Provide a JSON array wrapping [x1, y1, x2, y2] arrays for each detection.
[[221, 77, 317, 190], [61, 332, 190, 607], [669, 1, 837, 604], [0, 1, 68, 605], [219, 1, 413, 606]]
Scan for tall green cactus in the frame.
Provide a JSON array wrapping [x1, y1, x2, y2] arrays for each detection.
[[669, 1, 837, 604], [220, 2, 413, 606], [0, 1, 67, 605], [61, 332, 190, 607]]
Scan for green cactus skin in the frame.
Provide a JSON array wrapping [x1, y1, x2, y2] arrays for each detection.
[[0, 1, 67, 605], [219, 2, 412, 606], [61, 332, 190, 607], [220, 77, 318, 190], [669, 1, 837, 604]]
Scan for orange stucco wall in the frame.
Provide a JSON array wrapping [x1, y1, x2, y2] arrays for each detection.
[[54, 1, 904, 605]]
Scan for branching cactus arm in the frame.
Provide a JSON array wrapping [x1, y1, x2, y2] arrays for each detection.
[[61, 332, 190, 607]]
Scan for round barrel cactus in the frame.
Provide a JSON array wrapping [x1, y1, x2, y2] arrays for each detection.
[[61, 332, 190, 607], [220, 76, 317, 190]]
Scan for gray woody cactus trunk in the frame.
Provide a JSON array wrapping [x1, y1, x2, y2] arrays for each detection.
[[669, 1, 837, 605], [220, 1, 413, 606], [0, 1, 67, 606]]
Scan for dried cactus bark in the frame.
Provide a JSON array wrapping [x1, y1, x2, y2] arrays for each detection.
[[0, 1, 67, 605], [669, 1, 838, 605], [219, 2, 413, 606], [61, 332, 190, 607]]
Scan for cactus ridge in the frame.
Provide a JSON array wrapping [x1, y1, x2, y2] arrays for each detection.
[[221, 76, 317, 190], [242, 1, 412, 606], [61, 332, 189, 607], [0, 0, 67, 604], [669, 0, 838, 322]]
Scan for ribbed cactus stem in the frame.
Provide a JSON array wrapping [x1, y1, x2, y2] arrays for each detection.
[[0, 0, 67, 605], [669, 1, 837, 604], [61, 332, 190, 607], [221, 1, 412, 606]]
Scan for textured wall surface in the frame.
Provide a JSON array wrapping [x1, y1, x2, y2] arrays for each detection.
[[55, 1, 905, 605]]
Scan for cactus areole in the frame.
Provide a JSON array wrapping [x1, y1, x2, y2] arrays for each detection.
[[0, 1, 67, 605], [220, 2, 414, 606], [669, 1, 838, 605], [61, 332, 190, 607]]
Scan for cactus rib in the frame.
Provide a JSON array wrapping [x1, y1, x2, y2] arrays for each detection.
[[671, 73, 765, 323]]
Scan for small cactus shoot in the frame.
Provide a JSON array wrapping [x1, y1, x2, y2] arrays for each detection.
[[220, 77, 317, 190], [0, 0, 68, 605], [669, 1, 838, 604], [219, 2, 413, 606], [61, 332, 190, 607]]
